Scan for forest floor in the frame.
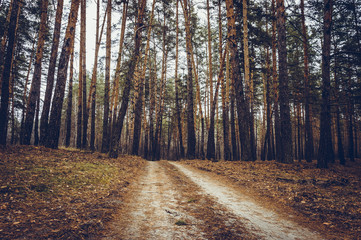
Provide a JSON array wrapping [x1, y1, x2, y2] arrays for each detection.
[[0, 145, 146, 239], [0, 146, 360, 239]]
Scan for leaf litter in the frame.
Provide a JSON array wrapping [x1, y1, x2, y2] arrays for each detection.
[[182, 159, 361, 239], [0, 145, 146, 239]]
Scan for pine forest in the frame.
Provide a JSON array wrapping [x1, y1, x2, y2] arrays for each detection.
[[0, 0, 361, 238]]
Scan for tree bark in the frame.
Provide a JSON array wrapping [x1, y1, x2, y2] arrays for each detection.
[[109, 0, 146, 158], [206, 48, 227, 160], [101, 0, 112, 153], [81, 0, 87, 149], [301, 0, 314, 162], [220, 0, 230, 161], [45, 0, 80, 149], [181, 0, 196, 159], [243, 0, 256, 160], [271, 0, 281, 162], [318, 0, 334, 168], [276, 0, 293, 163], [225, 0, 253, 161], [40, 0, 64, 146], [23, 0, 49, 145], [65, 39, 75, 148], [132, 0, 156, 155], [175, 0, 185, 158], [110, 1, 128, 132]]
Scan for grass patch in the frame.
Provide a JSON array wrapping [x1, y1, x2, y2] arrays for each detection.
[[175, 220, 187, 226]]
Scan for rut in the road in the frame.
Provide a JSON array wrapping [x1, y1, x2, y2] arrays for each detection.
[[170, 162, 322, 240]]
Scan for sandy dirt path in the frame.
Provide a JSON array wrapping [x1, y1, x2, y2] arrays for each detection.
[[170, 162, 322, 240], [103, 161, 323, 240], [102, 161, 206, 239]]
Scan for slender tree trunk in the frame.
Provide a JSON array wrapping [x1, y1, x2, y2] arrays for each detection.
[[225, 0, 253, 161], [207, 0, 213, 111], [40, 0, 64, 145], [89, 0, 102, 151], [65, 40, 75, 148], [147, 45, 157, 160], [76, 6, 83, 149], [0, 0, 14, 85], [272, 0, 281, 161], [243, 0, 256, 160], [23, 0, 49, 145], [276, 0, 293, 163], [175, 0, 185, 158], [301, 0, 314, 162], [46, 0, 80, 149], [109, 0, 147, 158], [100, 0, 112, 152], [132, 0, 156, 155], [110, 1, 128, 130], [34, 94, 40, 146], [9, 61, 15, 145], [264, 45, 273, 160], [181, 0, 196, 159], [333, 44, 345, 164], [220, 1, 230, 161], [20, 40, 35, 144], [229, 58, 238, 160], [206, 48, 227, 160], [318, 0, 334, 168], [347, 71, 354, 162], [81, 0, 87, 149]]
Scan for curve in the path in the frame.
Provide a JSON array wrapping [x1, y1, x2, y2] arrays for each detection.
[[170, 162, 322, 240]]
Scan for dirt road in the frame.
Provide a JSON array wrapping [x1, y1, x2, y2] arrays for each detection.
[[103, 161, 323, 239]]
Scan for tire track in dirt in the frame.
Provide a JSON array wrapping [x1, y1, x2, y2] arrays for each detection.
[[170, 162, 323, 240], [102, 161, 206, 239]]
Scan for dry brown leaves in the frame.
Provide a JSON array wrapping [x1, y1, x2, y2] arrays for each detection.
[[0, 145, 146, 239], [182, 159, 361, 239]]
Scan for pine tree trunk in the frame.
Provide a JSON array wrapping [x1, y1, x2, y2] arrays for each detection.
[[20, 41, 35, 144], [100, 0, 112, 153], [45, 0, 80, 149], [40, 0, 64, 146], [301, 0, 314, 162], [225, 0, 253, 161], [34, 94, 40, 146], [272, 0, 281, 162], [347, 73, 354, 162], [109, 0, 146, 158], [89, 0, 102, 151], [242, 0, 256, 160], [230, 69, 238, 160], [81, 0, 87, 149], [0, 0, 14, 89], [0, 0, 21, 145], [181, 0, 196, 159], [110, 1, 128, 130], [206, 48, 226, 160], [23, 0, 49, 145], [175, 0, 185, 158], [147, 47, 156, 160], [76, 11, 83, 149], [220, 1, 230, 161], [132, 0, 155, 155], [318, 0, 334, 168], [207, 0, 213, 112], [276, 0, 293, 163], [65, 41, 75, 148]]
